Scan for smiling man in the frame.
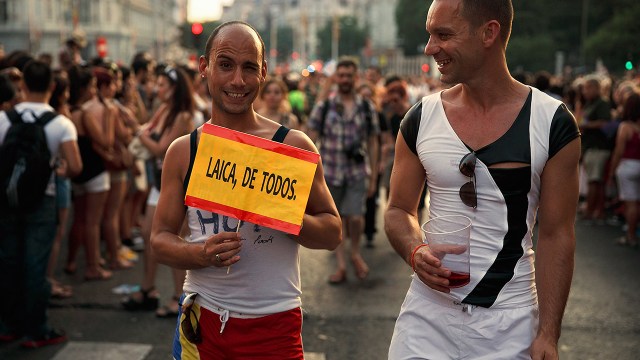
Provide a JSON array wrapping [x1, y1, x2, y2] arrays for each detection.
[[385, 1, 581, 359], [149, 21, 341, 359]]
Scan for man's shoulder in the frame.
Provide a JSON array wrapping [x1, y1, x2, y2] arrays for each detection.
[[283, 128, 317, 154], [14, 102, 70, 124], [172, 129, 196, 152], [165, 131, 195, 173], [531, 86, 562, 106]]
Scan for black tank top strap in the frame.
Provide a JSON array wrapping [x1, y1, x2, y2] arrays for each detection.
[[271, 125, 290, 143], [183, 128, 199, 193]]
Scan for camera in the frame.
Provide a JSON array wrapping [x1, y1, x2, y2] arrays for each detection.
[[346, 143, 366, 164]]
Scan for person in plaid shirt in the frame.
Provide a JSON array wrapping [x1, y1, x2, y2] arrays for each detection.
[[308, 58, 380, 284]]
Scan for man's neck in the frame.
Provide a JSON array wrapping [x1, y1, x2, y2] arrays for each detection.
[[458, 61, 528, 110], [24, 92, 49, 104], [338, 91, 355, 103], [209, 108, 260, 133]]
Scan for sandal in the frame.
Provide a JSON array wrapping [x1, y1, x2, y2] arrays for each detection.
[[109, 258, 135, 271], [156, 296, 181, 318], [619, 236, 639, 248], [328, 269, 347, 285], [84, 268, 113, 281], [50, 281, 73, 299], [122, 287, 159, 311], [351, 255, 369, 280]]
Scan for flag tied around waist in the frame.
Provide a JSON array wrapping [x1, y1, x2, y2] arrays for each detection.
[[185, 123, 319, 235]]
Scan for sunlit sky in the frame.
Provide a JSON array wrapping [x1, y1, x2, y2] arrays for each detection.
[[188, 0, 234, 22]]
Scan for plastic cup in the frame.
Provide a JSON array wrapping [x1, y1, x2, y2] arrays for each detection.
[[421, 215, 472, 288]]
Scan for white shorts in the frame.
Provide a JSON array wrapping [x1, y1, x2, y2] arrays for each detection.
[[109, 170, 128, 183], [389, 280, 538, 360], [147, 186, 160, 207], [582, 149, 611, 182], [616, 159, 640, 201], [133, 159, 148, 192], [72, 171, 110, 195]]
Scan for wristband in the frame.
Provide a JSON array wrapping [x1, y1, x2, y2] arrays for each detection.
[[410, 244, 429, 273]]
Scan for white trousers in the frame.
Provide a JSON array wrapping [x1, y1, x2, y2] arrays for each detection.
[[388, 280, 538, 360]]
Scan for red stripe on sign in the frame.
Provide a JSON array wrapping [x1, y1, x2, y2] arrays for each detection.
[[185, 195, 301, 235], [202, 123, 319, 164]]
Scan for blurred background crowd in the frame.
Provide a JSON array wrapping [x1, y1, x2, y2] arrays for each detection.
[[0, 0, 639, 328]]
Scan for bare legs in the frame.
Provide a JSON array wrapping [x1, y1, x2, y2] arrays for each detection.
[[329, 215, 369, 283], [123, 202, 187, 312], [622, 200, 639, 246], [66, 190, 112, 280], [83, 191, 111, 280], [48, 201, 72, 298], [585, 181, 606, 221], [102, 175, 132, 270]]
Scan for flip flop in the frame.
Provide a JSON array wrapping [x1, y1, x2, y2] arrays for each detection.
[[84, 268, 113, 281], [110, 258, 135, 271], [328, 269, 347, 285], [351, 255, 369, 280], [156, 296, 181, 318], [618, 236, 639, 248], [51, 282, 73, 299]]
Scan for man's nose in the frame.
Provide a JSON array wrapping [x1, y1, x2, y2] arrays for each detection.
[[424, 37, 438, 56], [231, 68, 246, 86]]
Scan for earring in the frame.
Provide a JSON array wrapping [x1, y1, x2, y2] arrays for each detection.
[[201, 74, 205, 78]]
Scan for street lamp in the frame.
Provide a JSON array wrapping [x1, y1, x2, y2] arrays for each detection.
[[332, 15, 339, 60], [269, 5, 279, 67]]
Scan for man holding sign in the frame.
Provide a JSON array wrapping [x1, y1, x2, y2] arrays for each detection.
[[150, 21, 341, 360]]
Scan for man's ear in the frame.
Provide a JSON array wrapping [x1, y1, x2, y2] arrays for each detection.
[[482, 20, 501, 48], [198, 55, 208, 76], [261, 60, 268, 81]]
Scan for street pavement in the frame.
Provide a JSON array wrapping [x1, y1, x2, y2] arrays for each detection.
[[1, 202, 639, 359]]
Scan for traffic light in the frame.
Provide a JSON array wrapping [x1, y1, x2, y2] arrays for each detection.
[[625, 60, 633, 71], [191, 22, 204, 50], [191, 23, 203, 36]]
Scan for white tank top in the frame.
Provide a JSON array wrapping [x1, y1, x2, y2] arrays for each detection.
[[409, 88, 565, 308], [183, 207, 301, 315]]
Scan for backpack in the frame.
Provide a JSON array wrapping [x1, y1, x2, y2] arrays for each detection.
[[0, 109, 57, 211]]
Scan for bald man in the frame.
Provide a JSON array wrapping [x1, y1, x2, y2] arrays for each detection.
[[150, 21, 341, 359]]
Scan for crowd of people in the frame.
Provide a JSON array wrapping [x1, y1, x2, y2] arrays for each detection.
[[0, 0, 639, 354]]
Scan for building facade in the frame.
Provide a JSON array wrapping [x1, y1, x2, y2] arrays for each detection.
[[0, 0, 185, 67], [220, 0, 399, 63]]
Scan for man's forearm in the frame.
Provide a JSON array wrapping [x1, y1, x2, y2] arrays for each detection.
[[384, 206, 423, 265], [290, 212, 341, 250], [535, 233, 575, 341], [151, 231, 206, 270]]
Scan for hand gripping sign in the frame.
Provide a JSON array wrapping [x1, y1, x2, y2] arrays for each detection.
[[185, 124, 319, 235]]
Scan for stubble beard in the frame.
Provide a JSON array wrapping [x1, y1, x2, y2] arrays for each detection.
[[338, 82, 354, 95], [213, 91, 255, 115]]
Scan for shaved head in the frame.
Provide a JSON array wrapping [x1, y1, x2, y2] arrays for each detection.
[[204, 21, 265, 64]]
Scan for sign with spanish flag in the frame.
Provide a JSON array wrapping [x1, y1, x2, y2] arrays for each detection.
[[185, 123, 319, 235]]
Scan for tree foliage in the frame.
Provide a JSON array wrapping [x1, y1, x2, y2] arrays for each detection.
[[394, 0, 638, 74], [585, 3, 640, 72], [316, 16, 368, 60], [258, 25, 295, 63], [395, 0, 430, 56], [180, 21, 221, 55]]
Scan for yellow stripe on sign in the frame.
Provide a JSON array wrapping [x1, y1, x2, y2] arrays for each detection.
[[186, 126, 318, 234]]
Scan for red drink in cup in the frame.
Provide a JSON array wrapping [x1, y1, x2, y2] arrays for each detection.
[[421, 215, 472, 288], [447, 271, 470, 288]]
